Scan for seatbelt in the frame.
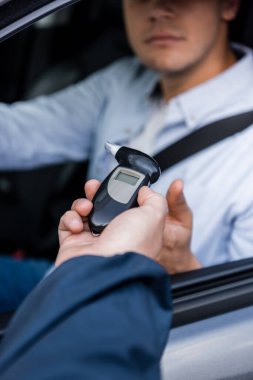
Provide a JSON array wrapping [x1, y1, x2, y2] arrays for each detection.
[[154, 110, 253, 172]]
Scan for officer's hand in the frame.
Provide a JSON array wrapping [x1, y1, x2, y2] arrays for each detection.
[[56, 180, 168, 267]]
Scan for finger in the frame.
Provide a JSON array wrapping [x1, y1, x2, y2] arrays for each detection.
[[166, 179, 192, 227], [137, 186, 168, 215], [58, 210, 84, 244], [59, 210, 84, 233], [85, 179, 101, 201], [71, 198, 93, 217]]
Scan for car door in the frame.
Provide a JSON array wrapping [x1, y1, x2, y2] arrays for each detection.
[[162, 258, 253, 379]]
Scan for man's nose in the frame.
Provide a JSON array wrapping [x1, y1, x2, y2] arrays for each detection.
[[149, 0, 176, 21]]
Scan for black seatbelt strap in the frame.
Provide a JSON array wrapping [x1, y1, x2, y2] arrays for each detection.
[[153, 110, 253, 172]]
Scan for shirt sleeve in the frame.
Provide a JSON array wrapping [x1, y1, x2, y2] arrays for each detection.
[[0, 253, 172, 380], [0, 68, 110, 170]]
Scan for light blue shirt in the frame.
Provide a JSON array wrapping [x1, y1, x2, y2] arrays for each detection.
[[0, 43, 253, 267]]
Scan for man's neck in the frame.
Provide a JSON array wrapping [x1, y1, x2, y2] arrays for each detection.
[[160, 48, 237, 102]]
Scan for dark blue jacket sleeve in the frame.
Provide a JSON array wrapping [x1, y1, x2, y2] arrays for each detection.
[[0, 255, 52, 313], [0, 252, 172, 380]]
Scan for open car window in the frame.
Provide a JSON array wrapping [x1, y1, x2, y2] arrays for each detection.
[[0, 0, 252, 273], [0, 1, 252, 256]]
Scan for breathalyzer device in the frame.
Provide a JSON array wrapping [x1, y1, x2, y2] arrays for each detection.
[[88, 142, 161, 235]]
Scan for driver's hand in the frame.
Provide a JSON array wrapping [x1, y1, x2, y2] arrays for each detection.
[[157, 179, 202, 274]]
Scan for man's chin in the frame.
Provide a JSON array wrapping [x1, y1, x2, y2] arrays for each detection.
[[137, 51, 184, 71], [142, 58, 187, 75]]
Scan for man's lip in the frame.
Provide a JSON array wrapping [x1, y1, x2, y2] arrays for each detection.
[[145, 34, 184, 44]]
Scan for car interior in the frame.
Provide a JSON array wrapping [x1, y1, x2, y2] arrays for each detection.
[[0, 0, 132, 260], [0, 0, 253, 334]]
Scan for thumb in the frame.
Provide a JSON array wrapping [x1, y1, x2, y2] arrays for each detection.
[[166, 179, 192, 228], [138, 186, 168, 215]]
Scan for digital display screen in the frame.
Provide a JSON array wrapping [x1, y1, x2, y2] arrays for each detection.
[[115, 171, 139, 186]]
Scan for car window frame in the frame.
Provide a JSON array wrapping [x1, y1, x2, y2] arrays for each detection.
[[0, 0, 81, 42]]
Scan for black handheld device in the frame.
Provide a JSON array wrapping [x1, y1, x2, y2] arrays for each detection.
[[88, 142, 161, 235]]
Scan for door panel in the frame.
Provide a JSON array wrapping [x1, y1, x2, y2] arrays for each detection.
[[162, 305, 253, 380]]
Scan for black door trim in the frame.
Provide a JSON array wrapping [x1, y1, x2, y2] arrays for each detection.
[[172, 258, 253, 327]]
